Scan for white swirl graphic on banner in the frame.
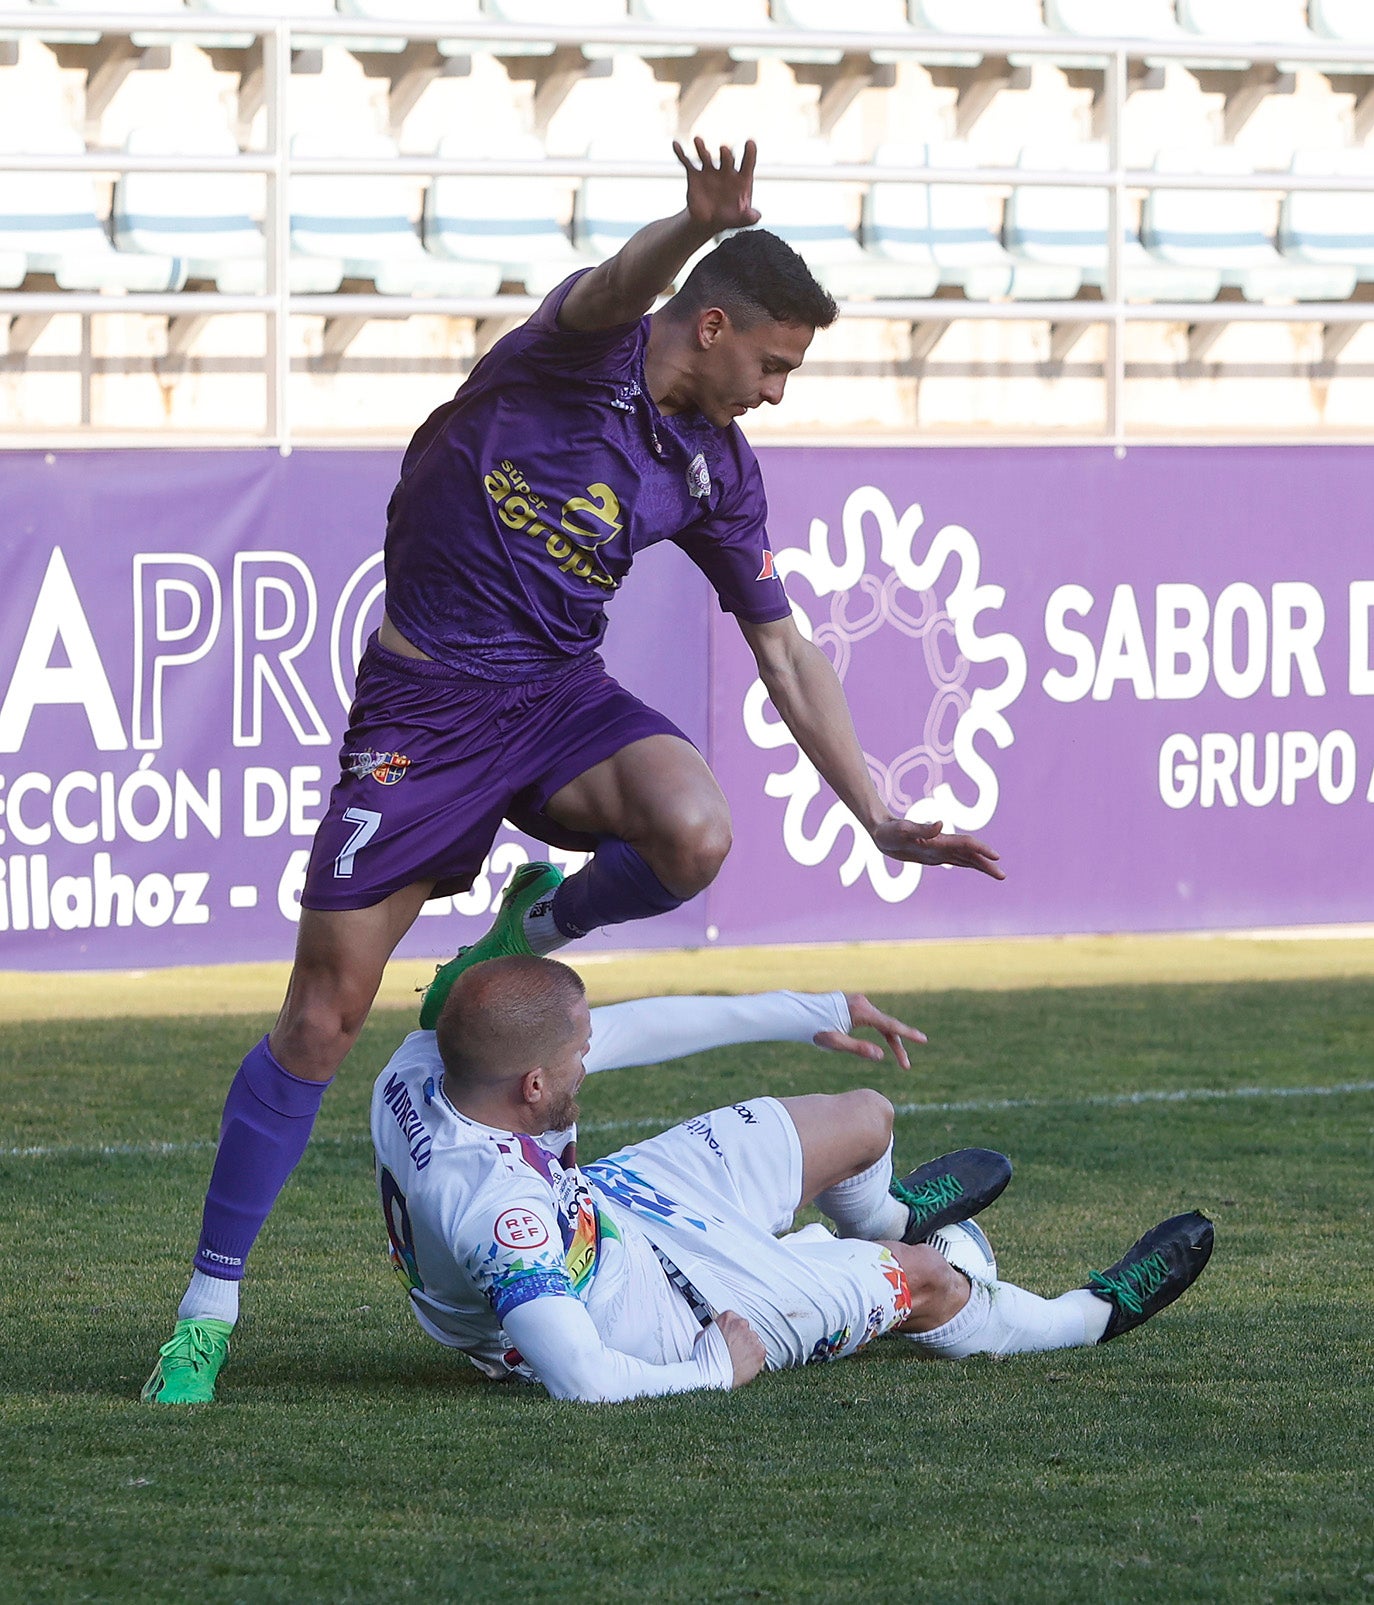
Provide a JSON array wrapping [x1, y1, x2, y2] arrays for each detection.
[[744, 485, 1026, 903]]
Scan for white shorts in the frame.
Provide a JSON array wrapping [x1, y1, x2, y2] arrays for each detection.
[[586, 1098, 913, 1370]]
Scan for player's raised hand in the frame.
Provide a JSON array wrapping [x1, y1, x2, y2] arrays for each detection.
[[814, 993, 926, 1069], [871, 817, 1005, 881], [708, 1310, 766, 1387], [673, 137, 761, 234]]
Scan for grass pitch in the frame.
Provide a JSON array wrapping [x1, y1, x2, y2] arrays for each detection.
[[2, 940, 1372, 1602]]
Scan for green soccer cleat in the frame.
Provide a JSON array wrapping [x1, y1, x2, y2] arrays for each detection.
[[418, 860, 564, 1030], [1087, 1210, 1214, 1342], [140, 1317, 233, 1405]]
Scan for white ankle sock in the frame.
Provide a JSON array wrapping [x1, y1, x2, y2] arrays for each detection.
[[909, 1281, 1111, 1358], [522, 896, 570, 956], [815, 1140, 910, 1242], [178, 1270, 240, 1326]]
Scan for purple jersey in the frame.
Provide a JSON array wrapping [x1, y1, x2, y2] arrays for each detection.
[[384, 271, 791, 682]]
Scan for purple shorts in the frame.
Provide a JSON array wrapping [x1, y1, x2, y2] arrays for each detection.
[[300, 636, 689, 911]]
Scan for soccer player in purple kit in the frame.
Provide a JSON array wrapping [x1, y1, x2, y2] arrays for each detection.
[[142, 138, 1003, 1404]]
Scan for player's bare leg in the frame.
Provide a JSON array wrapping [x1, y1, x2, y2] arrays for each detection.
[[144, 883, 433, 1404], [274, 887, 434, 1079], [779, 1089, 895, 1204], [776, 1090, 1014, 1248], [543, 733, 733, 901], [881, 1211, 1214, 1356]]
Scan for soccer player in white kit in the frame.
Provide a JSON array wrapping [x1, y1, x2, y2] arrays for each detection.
[[365, 956, 1214, 1403]]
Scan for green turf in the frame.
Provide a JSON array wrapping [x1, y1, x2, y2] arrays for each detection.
[[3, 981, 1372, 1603]]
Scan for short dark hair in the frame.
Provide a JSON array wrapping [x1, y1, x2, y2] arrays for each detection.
[[665, 228, 838, 331], [436, 955, 587, 1090]]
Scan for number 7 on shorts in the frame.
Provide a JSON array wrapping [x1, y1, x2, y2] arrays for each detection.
[[334, 807, 382, 879]]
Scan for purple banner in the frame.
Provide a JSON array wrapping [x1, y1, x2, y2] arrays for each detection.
[[0, 445, 1370, 970]]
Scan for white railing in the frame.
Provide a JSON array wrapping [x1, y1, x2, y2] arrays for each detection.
[[4, 9, 1374, 448]]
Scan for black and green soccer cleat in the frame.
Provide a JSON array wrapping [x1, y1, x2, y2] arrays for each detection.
[[418, 860, 564, 1030], [141, 1317, 232, 1405], [1087, 1210, 1215, 1342], [892, 1147, 1013, 1244]]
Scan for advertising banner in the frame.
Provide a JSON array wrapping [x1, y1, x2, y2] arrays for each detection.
[[0, 445, 1369, 970]]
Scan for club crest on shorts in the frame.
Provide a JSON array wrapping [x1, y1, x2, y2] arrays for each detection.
[[345, 749, 411, 785], [808, 1325, 851, 1363], [686, 452, 711, 500]]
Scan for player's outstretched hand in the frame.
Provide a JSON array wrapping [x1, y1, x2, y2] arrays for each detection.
[[673, 137, 761, 235], [708, 1310, 766, 1388], [814, 993, 926, 1069], [871, 817, 1005, 881]]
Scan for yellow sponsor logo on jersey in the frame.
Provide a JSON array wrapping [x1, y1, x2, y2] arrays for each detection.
[[484, 460, 622, 591]]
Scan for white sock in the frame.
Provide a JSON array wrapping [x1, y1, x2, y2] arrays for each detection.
[[178, 1270, 240, 1326], [522, 895, 570, 956], [908, 1280, 1111, 1358], [815, 1140, 910, 1242]]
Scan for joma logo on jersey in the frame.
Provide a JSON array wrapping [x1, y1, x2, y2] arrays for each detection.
[[345, 750, 410, 785]]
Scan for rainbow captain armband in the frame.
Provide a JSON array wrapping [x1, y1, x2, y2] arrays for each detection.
[[490, 1266, 577, 1321]]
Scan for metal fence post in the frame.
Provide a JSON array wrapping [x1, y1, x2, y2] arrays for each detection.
[[263, 21, 291, 453]]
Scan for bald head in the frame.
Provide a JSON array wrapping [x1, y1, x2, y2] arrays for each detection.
[[435, 954, 589, 1097]]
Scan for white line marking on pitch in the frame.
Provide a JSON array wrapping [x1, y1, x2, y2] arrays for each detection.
[[6, 1079, 1372, 1161]]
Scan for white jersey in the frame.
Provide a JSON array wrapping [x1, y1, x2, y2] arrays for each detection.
[[371, 990, 851, 1403]]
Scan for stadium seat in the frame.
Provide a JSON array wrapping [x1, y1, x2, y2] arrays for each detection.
[[1044, 0, 1180, 42], [1309, 0, 1374, 48], [1142, 149, 1357, 302], [864, 142, 1081, 301], [335, 0, 480, 20], [773, 0, 911, 49], [908, 0, 1043, 35], [27, 0, 187, 13], [331, 0, 483, 57], [1004, 143, 1222, 302], [905, 2, 1043, 122], [772, 0, 908, 34], [907, 0, 1043, 64], [1279, 149, 1374, 280], [186, 1, 338, 23], [1172, 2, 1313, 138], [0, 131, 186, 291], [487, 0, 625, 20], [626, 0, 772, 74], [756, 140, 937, 299], [290, 131, 502, 297], [631, 0, 768, 23], [424, 132, 591, 296], [0, 249, 27, 290], [1175, 1, 1313, 49], [484, 0, 626, 58], [184, 0, 339, 50], [112, 127, 344, 294], [766, 0, 910, 70], [574, 144, 688, 265], [25, 0, 187, 46]]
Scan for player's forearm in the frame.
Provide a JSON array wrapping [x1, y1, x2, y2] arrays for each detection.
[[503, 1297, 733, 1402], [584, 991, 850, 1076], [761, 636, 893, 836], [558, 210, 715, 331]]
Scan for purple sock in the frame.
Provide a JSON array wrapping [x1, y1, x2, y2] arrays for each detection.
[[551, 838, 686, 940], [192, 1036, 331, 1281]]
